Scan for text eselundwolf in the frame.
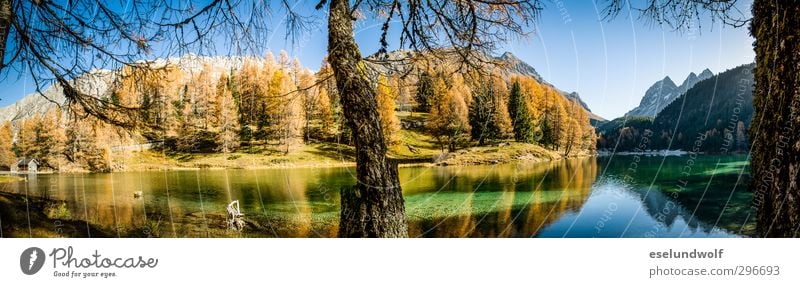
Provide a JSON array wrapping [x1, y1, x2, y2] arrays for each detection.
[[649, 248, 724, 259]]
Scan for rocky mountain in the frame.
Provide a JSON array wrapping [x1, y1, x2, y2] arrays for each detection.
[[367, 49, 597, 114], [496, 52, 592, 113], [598, 63, 754, 152], [0, 85, 66, 123], [1, 51, 605, 125], [0, 69, 117, 123], [625, 69, 713, 117], [0, 54, 256, 124], [497, 52, 543, 82], [678, 69, 714, 94]]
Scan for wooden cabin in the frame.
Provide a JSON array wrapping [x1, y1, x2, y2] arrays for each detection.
[[14, 158, 39, 173]]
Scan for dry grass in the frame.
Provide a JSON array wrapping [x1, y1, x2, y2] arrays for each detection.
[[434, 143, 562, 166], [110, 111, 583, 171], [0, 175, 24, 183]]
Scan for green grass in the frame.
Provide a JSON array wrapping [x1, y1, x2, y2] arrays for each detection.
[[0, 175, 24, 183], [114, 111, 576, 171], [117, 142, 359, 171]]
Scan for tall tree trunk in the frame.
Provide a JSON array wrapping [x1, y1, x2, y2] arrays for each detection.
[[751, 1, 800, 237], [327, 0, 408, 237], [0, 0, 12, 73]]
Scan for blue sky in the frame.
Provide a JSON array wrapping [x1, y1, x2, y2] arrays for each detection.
[[0, 1, 754, 120]]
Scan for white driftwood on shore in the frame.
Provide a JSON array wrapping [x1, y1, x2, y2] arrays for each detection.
[[227, 200, 245, 231]]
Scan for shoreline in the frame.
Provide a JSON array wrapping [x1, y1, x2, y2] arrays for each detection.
[[6, 151, 598, 175], [0, 191, 113, 238], [596, 150, 750, 157]]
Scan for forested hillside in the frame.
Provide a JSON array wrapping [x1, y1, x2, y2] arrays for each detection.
[[0, 51, 596, 172], [597, 63, 754, 153]]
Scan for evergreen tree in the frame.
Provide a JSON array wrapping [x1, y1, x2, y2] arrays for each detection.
[[414, 71, 434, 112], [469, 80, 496, 145], [508, 81, 535, 143]]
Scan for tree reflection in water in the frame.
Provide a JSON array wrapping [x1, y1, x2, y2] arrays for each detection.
[[0, 155, 754, 237]]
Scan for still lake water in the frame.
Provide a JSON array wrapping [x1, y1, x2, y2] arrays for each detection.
[[0, 155, 755, 237]]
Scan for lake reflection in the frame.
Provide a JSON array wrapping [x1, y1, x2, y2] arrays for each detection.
[[0, 155, 755, 237]]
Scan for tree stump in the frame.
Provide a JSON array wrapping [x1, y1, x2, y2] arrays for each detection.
[[226, 200, 245, 231]]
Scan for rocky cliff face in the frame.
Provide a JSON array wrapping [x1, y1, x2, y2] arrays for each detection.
[[625, 69, 713, 117], [0, 54, 258, 124], [0, 70, 115, 123]]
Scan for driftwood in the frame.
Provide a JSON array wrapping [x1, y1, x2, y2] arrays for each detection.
[[227, 200, 245, 231], [406, 144, 420, 154]]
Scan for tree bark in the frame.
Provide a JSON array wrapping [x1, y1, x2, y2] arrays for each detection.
[[750, 0, 800, 237], [327, 0, 408, 237], [0, 0, 12, 73]]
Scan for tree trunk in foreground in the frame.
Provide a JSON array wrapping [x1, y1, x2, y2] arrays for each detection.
[[327, 0, 408, 237], [0, 0, 12, 73], [751, 0, 800, 237]]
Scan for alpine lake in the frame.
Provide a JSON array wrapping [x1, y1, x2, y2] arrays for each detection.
[[0, 155, 754, 237]]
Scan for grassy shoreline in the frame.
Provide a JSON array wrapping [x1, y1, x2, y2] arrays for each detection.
[[105, 141, 587, 172], [0, 175, 25, 183], [0, 191, 112, 238]]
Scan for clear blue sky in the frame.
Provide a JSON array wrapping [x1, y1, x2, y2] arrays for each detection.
[[0, 1, 754, 120]]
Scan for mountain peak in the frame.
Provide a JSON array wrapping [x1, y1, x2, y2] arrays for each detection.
[[500, 51, 518, 60], [662, 76, 676, 86], [494, 51, 544, 82], [699, 68, 713, 78], [626, 68, 718, 118]]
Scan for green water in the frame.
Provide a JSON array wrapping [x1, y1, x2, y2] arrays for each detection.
[[0, 155, 755, 237]]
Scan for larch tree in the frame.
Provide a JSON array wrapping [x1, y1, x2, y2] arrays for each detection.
[[300, 69, 320, 142], [490, 75, 513, 141], [376, 75, 401, 147], [519, 77, 543, 141], [315, 58, 341, 140], [561, 100, 581, 157], [193, 63, 220, 131], [0, 122, 14, 169], [282, 56, 305, 153], [552, 97, 570, 151], [64, 116, 112, 172], [315, 79, 336, 140], [216, 74, 240, 153], [428, 76, 471, 152], [237, 60, 258, 128], [539, 87, 566, 149], [470, 72, 513, 145], [15, 117, 36, 160], [18, 109, 66, 170]]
